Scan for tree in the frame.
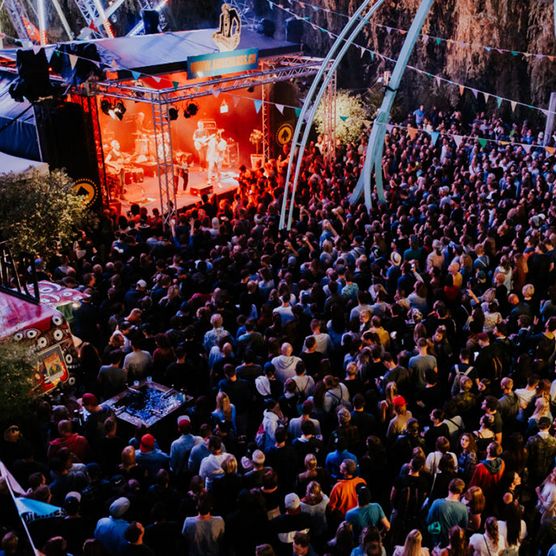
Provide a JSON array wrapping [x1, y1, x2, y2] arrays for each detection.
[[0, 169, 87, 258], [314, 90, 372, 145], [0, 340, 35, 424]]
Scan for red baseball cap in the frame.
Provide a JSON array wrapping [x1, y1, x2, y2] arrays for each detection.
[[82, 393, 98, 406], [140, 433, 155, 452], [392, 395, 407, 407]]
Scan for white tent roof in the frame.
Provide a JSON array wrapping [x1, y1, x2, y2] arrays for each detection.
[[0, 151, 48, 176]]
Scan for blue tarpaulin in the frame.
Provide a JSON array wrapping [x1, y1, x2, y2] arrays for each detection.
[[0, 72, 40, 160]]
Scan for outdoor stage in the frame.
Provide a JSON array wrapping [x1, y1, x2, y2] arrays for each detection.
[[118, 166, 240, 213]]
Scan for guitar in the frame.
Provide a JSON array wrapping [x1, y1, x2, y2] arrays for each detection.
[[194, 133, 216, 151]]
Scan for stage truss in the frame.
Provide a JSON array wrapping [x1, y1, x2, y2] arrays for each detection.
[[86, 54, 332, 224]]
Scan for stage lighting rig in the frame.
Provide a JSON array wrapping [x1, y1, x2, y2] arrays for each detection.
[[168, 107, 179, 120]]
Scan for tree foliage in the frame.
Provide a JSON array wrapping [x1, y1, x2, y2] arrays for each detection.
[[0, 340, 35, 424], [314, 90, 371, 145], [0, 169, 87, 258]]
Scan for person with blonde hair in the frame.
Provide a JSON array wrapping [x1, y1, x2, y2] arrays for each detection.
[[393, 529, 430, 556], [212, 391, 237, 436]]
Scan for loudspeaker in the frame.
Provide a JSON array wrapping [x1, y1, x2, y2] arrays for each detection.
[[258, 18, 276, 38], [34, 101, 101, 199], [9, 49, 54, 102], [286, 17, 304, 43], [142, 9, 160, 34]]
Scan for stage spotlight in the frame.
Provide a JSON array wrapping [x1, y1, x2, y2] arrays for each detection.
[[186, 102, 199, 116], [247, 85, 255, 93], [100, 99, 112, 115], [168, 107, 179, 120], [219, 100, 229, 114], [183, 110, 191, 119], [113, 101, 126, 120]]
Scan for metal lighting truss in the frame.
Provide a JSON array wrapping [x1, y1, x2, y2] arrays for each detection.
[[4, 0, 35, 44], [87, 55, 327, 222]]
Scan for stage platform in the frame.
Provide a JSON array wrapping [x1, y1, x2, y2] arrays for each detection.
[[115, 167, 240, 214]]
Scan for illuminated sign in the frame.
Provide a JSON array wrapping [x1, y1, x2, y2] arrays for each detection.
[[212, 3, 242, 52], [187, 48, 259, 79]]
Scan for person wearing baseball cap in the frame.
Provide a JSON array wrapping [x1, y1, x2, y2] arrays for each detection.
[[94, 497, 131, 554], [135, 433, 169, 478], [386, 395, 412, 441], [270, 492, 312, 549], [170, 415, 201, 478]]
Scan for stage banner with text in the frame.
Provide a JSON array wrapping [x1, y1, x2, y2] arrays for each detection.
[[187, 48, 259, 78]]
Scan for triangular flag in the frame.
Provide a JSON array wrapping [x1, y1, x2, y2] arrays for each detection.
[[459, 85, 465, 96], [339, 115, 348, 122], [298, 1, 305, 7], [232, 96, 241, 108], [386, 124, 393, 132], [541, 109, 549, 117], [14, 498, 62, 522], [275, 103, 285, 114], [422, 35, 429, 45], [327, 31, 334, 39], [471, 88, 478, 99], [545, 146, 556, 156], [511, 50, 519, 56], [429, 130, 440, 145], [213, 88, 220, 98], [435, 76, 441, 88], [510, 100, 517, 112], [435, 37, 442, 46], [483, 92, 490, 103], [478, 138, 488, 148], [45, 49, 55, 63], [172, 81, 179, 90], [152, 76, 161, 83], [131, 71, 141, 81], [254, 99, 262, 113], [359, 46, 365, 58], [294, 107, 301, 118], [399, 29, 407, 35], [453, 135, 463, 148], [536, 54, 544, 60], [311, 5, 319, 11], [522, 144, 532, 153], [69, 54, 78, 69], [32, 45, 41, 55], [484, 46, 492, 52], [549, 56, 556, 62], [496, 97, 503, 108], [385, 26, 392, 34], [369, 51, 375, 62], [89, 21, 97, 32]]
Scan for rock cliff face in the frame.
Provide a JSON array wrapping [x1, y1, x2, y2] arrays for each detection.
[[267, 0, 556, 118]]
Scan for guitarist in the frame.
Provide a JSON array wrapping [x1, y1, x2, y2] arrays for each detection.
[[193, 121, 209, 169]]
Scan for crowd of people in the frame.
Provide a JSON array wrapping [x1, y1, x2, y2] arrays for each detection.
[[1, 104, 556, 556]]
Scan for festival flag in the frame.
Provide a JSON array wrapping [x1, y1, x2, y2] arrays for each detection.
[[478, 138, 488, 148], [172, 81, 179, 90], [510, 100, 517, 112], [510, 50, 519, 56], [32, 45, 41, 55], [369, 51, 375, 62], [399, 29, 407, 35], [275, 103, 285, 114], [327, 31, 334, 39], [471, 89, 478, 99], [131, 71, 141, 81], [89, 21, 97, 32], [453, 135, 463, 148], [14, 498, 63, 522], [435, 37, 442, 46], [268, 0, 273, 9], [459, 85, 465, 96], [422, 35, 429, 45], [45, 49, 55, 63], [294, 107, 302, 118], [385, 26, 392, 34], [483, 92, 490, 103], [152, 76, 161, 83], [386, 124, 393, 132], [339, 115, 348, 122], [69, 54, 78, 70], [435, 76, 441, 88], [484, 46, 492, 52], [549, 56, 556, 62], [359, 46, 365, 58], [429, 130, 440, 145], [546, 146, 556, 156], [496, 97, 503, 108], [213, 88, 220, 98], [254, 99, 262, 113], [522, 144, 532, 153]]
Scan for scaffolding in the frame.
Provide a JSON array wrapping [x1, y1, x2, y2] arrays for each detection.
[[321, 69, 337, 160]]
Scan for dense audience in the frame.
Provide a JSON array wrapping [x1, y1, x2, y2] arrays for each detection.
[[1, 104, 556, 556]]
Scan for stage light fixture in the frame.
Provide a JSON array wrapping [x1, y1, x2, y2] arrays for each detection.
[[100, 99, 112, 115], [186, 102, 199, 116], [113, 101, 126, 120], [219, 100, 229, 114], [168, 107, 179, 120], [247, 85, 255, 93], [183, 110, 191, 119]]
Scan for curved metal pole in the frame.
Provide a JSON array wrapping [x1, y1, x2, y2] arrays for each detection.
[[278, 0, 382, 229], [351, 0, 435, 208], [283, 0, 388, 229]]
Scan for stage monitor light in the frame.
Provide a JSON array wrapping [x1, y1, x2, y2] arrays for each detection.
[[100, 99, 112, 115], [168, 107, 179, 120], [219, 100, 229, 114], [186, 102, 199, 117], [113, 101, 126, 120]]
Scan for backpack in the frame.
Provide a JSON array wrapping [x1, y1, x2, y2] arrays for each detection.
[[255, 421, 266, 449]]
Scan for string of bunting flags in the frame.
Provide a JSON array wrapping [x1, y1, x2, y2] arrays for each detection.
[[381, 121, 556, 157], [266, 0, 556, 118], [278, 0, 556, 63]]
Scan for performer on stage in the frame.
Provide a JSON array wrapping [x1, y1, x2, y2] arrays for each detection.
[[193, 121, 209, 169], [173, 153, 189, 195], [207, 130, 227, 186]]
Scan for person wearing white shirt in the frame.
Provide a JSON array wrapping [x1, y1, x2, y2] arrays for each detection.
[[198, 436, 227, 489], [469, 517, 507, 556]]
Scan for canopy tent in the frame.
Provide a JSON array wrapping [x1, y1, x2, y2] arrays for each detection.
[[0, 72, 41, 160], [0, 150, 48, 175]]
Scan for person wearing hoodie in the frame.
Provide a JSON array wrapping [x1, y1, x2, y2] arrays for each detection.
[[47, 420, 91, 463], [469, 441, 505, 504], [261, 399, 287, 452], [271, 343, 302, 384], [255, 363, 282, 401]]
